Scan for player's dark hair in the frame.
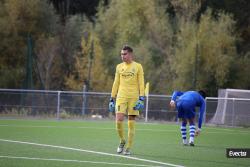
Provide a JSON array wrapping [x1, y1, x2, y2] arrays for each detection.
[[198, 90, 207, 99], [122, 45, 133, 53]]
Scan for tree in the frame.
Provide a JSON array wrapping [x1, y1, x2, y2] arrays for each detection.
[[96, 0, 174, 93], [48, 0, 105, 23], [35, 15, 84, 90], [202, 0, 250, 55], [64, 20, 112, 91], [0, 0, 59, 88], [35, 36, 60, 89], [231, 53, 250, 89], [170, 0, 238, 95]]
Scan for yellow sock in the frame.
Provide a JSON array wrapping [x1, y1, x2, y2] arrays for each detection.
[[116, 121, 125, 143], [127, 120, 135, 149]]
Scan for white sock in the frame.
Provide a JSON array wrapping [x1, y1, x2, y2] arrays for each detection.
[[189, 124, 195, 143], [181, 123, 187, 144]]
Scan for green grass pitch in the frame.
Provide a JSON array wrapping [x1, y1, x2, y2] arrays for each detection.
[[0, 119, 249, 167]]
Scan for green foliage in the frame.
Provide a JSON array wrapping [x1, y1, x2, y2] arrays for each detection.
[[205, 0, 250, 55], [64, 19, 113, 91], [95, 0, 242, 95], [229, 53, 250, 89], [0, 0, 59, 89], [96, 0, 174, 93], [60, 110, 70, 119], [0, 0, 249, 95], [171, 20, 197, 90], [197, 10, 237, 90], [51, 15, 85, 89], [35, 36, 61, 89], [170, 2, 238, 95]]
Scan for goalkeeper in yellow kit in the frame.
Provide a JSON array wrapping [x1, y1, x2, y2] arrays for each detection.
[[109, 45, 145, 155]]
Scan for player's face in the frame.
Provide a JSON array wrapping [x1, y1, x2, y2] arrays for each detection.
[[121, 50, 132, 63]]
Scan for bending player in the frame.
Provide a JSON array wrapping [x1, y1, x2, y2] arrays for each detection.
[[109, 45, 145, 155], [170, 90, 206, 146]]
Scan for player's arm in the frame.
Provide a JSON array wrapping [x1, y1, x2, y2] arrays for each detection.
[[170, 91, 183, 108], [138, 64, 145, 97], [111, 65, 120, 98], [109, 65, 119, 112], [196, 98, 205, 136], [133, 64, 145, 111], [171, 91, 183, 101], [198, 98, 205, 129]]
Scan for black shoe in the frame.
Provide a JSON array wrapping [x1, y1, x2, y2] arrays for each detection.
[[189, 142, 195, 146]]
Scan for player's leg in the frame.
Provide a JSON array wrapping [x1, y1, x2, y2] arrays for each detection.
[[188, 117, 196, 146], [182, 101, 196, 146], [124, 98, 139, 155], [176, 101, 187, 145], [124, 115, 136, 155], [180, 118, 188, 145], [115, 98, 127, 153], [116, 113, 125, 145]]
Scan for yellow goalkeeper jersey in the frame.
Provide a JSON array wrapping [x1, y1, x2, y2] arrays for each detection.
[[111, 61, 145, 98]]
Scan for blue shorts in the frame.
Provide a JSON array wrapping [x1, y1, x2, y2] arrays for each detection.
[[176, 100, 195, 119]]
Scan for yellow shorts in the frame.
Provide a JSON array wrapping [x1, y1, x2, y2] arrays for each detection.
[[115, 97, 139, 116]]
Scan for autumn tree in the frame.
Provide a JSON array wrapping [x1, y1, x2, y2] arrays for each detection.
[[64, 20, 113, 91], [96, 0, 174, 93], [171, 0, 238, 95], [0, 0, 58, 88]]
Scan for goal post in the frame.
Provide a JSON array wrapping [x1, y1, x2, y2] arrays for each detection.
[[207, 89, 250, 127]]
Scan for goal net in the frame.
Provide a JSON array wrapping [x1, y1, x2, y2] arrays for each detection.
[[208, 89, 250, 127]]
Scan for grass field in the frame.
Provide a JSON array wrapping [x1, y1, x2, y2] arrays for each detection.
[[0, 119, 249, 167]]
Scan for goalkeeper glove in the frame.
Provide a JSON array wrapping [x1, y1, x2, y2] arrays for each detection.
[[109, 97, 115, 112], [133, 96, 145, 111]]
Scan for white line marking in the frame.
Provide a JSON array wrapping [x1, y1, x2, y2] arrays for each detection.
[[0, 124, 176, 132], [0, 124, 249, 134], [0, 155, 162, 167], [0, 124, 115, 130], [0, 139, 184, 167]]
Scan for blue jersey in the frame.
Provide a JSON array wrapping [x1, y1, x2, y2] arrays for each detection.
[[171, 91, 205, 129]]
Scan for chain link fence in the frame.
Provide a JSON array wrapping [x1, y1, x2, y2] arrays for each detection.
[[1, 89, 249, 127], [0, 89, 175, 122]]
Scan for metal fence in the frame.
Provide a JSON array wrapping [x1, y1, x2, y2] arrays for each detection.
[[1, 89, 249, 127], [0, 89, 175, 122]]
